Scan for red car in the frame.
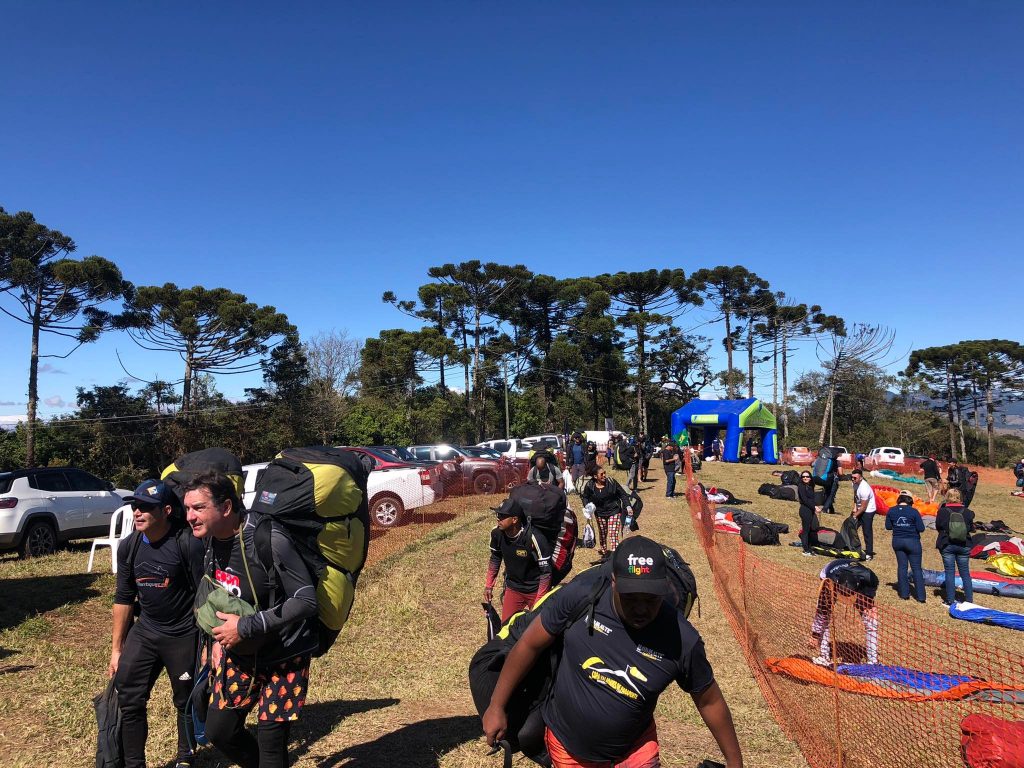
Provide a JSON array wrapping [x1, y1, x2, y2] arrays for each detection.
[[408, 444, 521, 495], [782, 446, 815, 466]]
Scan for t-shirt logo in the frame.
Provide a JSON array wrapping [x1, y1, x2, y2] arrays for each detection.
[[515, 548, 528, 558], [215, 568, 242, 598], [580, 656, 646, 701]]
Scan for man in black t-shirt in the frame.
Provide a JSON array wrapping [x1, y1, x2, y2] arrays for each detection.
[[659, 441, 680, 498], [919, 454, 940, 503], [110, 480, 204, 768], [486, 500, 553, 622], [483, 536, 743, 768]]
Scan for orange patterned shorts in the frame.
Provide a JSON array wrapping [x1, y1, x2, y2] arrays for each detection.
[[211, 652, 310, 722]]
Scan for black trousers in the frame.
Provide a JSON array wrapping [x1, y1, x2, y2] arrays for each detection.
[[114, 622, 198, 767], [205, 708, 290, 768], [799, 506, 817, 552]]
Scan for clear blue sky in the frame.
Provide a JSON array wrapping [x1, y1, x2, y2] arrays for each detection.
[[2, 2, 1022, 422]]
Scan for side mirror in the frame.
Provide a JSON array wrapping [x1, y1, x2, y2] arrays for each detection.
[[105, 481, 115, 491]]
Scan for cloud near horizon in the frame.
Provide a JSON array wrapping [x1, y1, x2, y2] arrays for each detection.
[[38, 363, 67, 374], [44, 395, 67, 407], [0, 400, 24, 406]]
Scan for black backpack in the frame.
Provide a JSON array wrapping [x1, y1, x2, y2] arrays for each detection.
[[740, 520, 780, 546], [506, 483, 577, 583], [780, 470, 801, 486]]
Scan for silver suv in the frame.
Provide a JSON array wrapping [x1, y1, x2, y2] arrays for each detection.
[[0, 468, 128, 558]]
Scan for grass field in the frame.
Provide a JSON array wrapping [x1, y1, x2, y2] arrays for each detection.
[[0, 465, 812, 768]]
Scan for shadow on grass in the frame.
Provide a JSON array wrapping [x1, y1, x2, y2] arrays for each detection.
[[0, 573, 102, 632], [316, 714, 481, 768]]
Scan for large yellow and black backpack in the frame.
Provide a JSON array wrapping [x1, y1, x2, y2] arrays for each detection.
[[247, 446, 370, 657], [161, 447, 245, 516]]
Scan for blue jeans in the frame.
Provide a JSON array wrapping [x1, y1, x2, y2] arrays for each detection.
[[941, 544, 973, 604], [892, 538, 925, 602], [665, 466, 676, 497]]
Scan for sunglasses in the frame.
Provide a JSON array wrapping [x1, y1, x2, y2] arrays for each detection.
[[801, 475, 811, 479], [130, 502, 161, 512]]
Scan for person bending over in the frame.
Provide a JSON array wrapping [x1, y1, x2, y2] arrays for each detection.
[[484, 536, 743, 768]]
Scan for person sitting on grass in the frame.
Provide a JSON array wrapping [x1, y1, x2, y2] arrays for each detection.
[[810, 558, 879, 667], [485, 499, 553, 622], [885, 491, 926, 603]]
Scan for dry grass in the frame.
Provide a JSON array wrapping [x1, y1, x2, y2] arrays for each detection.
[[0, 477, 813, 768]]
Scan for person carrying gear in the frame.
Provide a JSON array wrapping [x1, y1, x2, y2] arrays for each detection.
[[485, 499, 553, 622]]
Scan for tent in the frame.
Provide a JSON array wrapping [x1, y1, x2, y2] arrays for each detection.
[[671, 398, 778, 464]]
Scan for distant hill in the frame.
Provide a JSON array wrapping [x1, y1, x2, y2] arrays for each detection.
[[887, 391, 1024, 434]]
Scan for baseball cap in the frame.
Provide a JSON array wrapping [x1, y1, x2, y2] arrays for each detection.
[[612, 536, 672, 596], [493, 498, 521, 519], [123, 479, 170, 507]]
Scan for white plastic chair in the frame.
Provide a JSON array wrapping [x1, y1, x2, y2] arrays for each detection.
[[88, 504, 134, 574]]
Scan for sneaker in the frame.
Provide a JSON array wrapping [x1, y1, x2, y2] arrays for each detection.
[[864, 555, 874, 561], [802, 552, 814, 557], [811, 655, 832, 667]]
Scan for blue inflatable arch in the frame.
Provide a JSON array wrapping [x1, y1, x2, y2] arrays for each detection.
[[670, 398, 778, 464]]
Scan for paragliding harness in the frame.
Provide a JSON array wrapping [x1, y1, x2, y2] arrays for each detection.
[[506, 483, 577, 585], [469, 545, 698, 767], [811, 515, 866, 560], [248, 446, 371, 657]]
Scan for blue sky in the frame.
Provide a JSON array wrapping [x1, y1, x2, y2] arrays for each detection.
[[2, 2, 1022, 422]]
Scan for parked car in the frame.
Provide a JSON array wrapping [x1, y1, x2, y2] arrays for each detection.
[[864, 446, 906, 470], [0, 467, 131, 557], [521, 434, 567, 468], [241, 458, 440, 529], [832, 446, 855, 468], [781, 446, 815, 466], [408, 444, 520, 495], [342, 446, 447, 500], [477, 438, 533, 459]]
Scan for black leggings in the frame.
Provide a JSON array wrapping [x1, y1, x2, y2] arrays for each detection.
[[799, 506, 816, 552], [205, 707, 291, 768]]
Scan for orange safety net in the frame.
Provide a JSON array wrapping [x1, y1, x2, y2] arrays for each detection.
[[683, 453, 1024, 768]]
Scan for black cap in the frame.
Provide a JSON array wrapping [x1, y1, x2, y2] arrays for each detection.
[[612, 536, 672, 596], [123, 479, 170, 507], [493, 498, 521, 520]]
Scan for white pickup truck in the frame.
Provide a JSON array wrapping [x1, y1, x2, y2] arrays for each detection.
[[242, 460, 440, 528]]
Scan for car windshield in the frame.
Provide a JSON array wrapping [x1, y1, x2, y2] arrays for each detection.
[[463, 446, 501, 459]]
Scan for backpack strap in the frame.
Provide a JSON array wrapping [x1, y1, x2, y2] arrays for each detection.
[[125, 530, 144, 582], [174, 525, 197, 594], [252, 516, 280, 608]]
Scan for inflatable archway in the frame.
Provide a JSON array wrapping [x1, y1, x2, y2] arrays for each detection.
[[671, 398, 778, 464]]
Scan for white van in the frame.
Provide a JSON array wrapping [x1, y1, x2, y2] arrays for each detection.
[[865, 447, 906, 469]]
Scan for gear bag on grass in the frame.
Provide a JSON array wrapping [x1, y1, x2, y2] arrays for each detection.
[[507, 483, 577, 583], [812, 446, 843, 485], [248, 446, 370, 656], [468, 544, 698, 767], [161, 447, 245, 513]]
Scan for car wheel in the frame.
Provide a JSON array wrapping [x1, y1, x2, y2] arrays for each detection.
[[474, 473, 499, 495], [370, 494, 406, 528], [20, 520, 57, 558]]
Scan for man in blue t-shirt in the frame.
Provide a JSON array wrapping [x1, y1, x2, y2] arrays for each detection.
[[483, 536, 743, 768]]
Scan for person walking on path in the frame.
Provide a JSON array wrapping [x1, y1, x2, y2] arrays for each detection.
[[483, 536, 744, 768], [659, 439, 680, 498], [567, 434, 587, 487], [919, 454, 941, 503], [582, 467, 633, 557], [885, 491, 926, 602], [625, 439, 642, 491], [110, 480, 204, 768], [850, 469, 877, 561], [797, 471, 820, 556], [527, 453, 565, 491], [935, 488, 976, 606], [185, 472, 319, 768], [485, 499, 553, 622]]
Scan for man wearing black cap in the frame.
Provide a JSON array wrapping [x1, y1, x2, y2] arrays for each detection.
[[486, 499, 553, 623], [483, 536, 743, 768], [110, 480, 205, 768]]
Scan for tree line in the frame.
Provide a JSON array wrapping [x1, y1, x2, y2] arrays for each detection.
[[2, 207, 1023, 483]]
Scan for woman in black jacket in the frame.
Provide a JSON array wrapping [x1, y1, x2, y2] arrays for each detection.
[[581, 467, 632, 557], [797, 471, 820, 556]]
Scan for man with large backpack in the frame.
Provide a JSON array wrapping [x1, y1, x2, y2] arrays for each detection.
[[486, 499, 553, 622], [110, 480, 205, 768], [482, 536, 744, 768], [185, 471, 319, 768]]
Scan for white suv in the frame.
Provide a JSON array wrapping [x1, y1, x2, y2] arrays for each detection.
[[0, 468, 129, 558]]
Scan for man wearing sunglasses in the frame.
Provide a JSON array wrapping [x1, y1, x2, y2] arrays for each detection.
[[110, 479, 205, 768]]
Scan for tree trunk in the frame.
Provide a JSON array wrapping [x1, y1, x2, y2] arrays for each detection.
[[591, 384, 600, 431], [25, 288, 43, 467], [182, 352, 194, 413], [771, 327, 778, 413], [817, 353, 842, 447], [781, 329, 790, 440], [985, 383, 996, 466], [724, 309, 734, 398], [635, 319, 648, 435], [951, 369, 967, 460], [437, 296, 446, 391], [746, 321, 755, 398], [945, 365, 957, 460]]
